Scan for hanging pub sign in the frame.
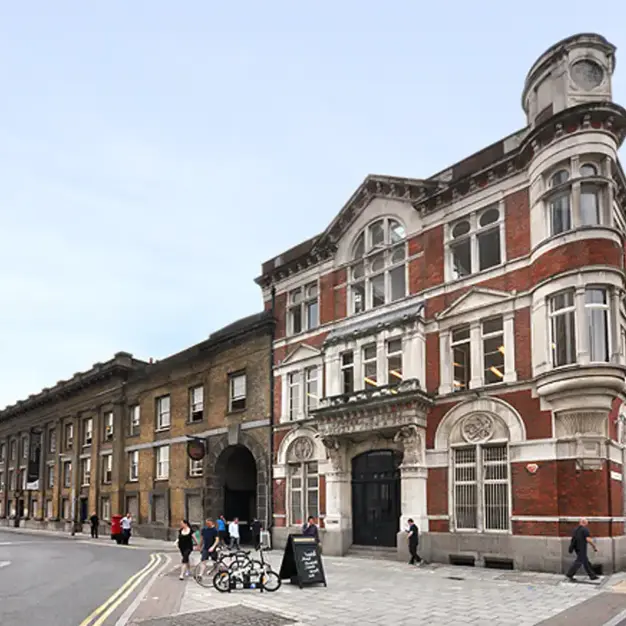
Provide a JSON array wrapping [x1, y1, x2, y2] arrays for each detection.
[[278, 534, 327, 589], [187, 437, 207, 461], [27, 430, 42, 485]]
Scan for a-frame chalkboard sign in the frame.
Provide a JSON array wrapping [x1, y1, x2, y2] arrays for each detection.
[[278, 534, 327, 589]]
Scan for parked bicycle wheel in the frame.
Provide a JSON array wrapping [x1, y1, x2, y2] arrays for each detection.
[[261, 569, 281, 592], [213, 571, 231, 593]]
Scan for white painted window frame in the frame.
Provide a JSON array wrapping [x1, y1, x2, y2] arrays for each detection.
[[129, 450, 139, 482], [156, 396, 171, 430], [155, 446, 169, 480], [445, 202, 506, 283], [450, 441, 511, 534], [287, 281, 319, 336]]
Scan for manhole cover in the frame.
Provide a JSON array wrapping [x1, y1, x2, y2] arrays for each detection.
[[132, 605, 296, 626]]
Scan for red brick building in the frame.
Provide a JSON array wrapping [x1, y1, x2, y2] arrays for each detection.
[[256, 33, 626, 572]]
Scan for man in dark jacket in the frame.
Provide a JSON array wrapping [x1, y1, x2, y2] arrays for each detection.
[[251, 518, 262, 550], [566, 518, 599, 581], [407, 518, 422, 565], [302, 516, 320, 544], [89, 512, 99, 539]]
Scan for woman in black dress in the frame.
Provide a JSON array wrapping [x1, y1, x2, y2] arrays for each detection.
[[177, 519, 195, 580]]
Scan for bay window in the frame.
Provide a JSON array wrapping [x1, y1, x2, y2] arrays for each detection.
[[448, 205, 503, 280], [289, 461, 318, 526], [586, 288, 609, 362], [548, 169, 572, 235], [453, 443, 509, 532], [549, 291, 576, 367], [349, 218, 407, 314]]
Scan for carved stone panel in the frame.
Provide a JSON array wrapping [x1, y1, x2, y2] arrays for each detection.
[[288, 437, 314, 463], [555, 411, 607, 438], [460, 414, 494, 444]]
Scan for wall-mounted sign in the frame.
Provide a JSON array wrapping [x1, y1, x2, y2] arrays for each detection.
[[526, 463, 539, 475], [611, 470, 623, 482], [187, 438, 206, 461]]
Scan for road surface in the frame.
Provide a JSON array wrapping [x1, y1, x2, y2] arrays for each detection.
[[0, 528, 160, 626]]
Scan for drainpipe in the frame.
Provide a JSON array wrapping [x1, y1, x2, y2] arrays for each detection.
[[268, 285, 276, 535]]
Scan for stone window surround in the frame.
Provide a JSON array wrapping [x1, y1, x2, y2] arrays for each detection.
[[286, 279, 320, 337], [531, 268, 623, 377], [539, 154, 613, 237], [444, 200, 507, 284], [277, 351, 324, 425], [324, 326, 424, 398], [438, 302, 519, 396], [347, 216, 409, 316]]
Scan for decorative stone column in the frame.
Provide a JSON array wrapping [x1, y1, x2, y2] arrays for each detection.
[[394, 424, 428, 534], [321, 436, 352, 556]]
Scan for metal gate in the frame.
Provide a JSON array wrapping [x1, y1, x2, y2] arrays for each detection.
[[351, 450, 402, 547]]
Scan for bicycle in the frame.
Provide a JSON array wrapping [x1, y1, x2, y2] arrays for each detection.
[[213, 546, 281, 593], [193, 546, 253, 588]]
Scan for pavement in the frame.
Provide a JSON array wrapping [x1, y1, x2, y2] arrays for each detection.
[[5, 526, 626, 625], [0, 527, 167, 626], [139, 552, 626, 626]]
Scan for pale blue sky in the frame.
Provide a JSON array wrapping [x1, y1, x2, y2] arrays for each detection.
[[1, 2, 624, 408]]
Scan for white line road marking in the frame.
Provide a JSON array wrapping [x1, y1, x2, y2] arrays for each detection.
[[0, 561, 11, 568]]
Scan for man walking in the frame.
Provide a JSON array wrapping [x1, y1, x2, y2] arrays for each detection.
[[566, 517, 599, 581], [89, 511, 99, 539], [228, 517, 240, 550], [217, 515, 228, 545], [407, 518, 422, 566], [197, 518, 220, 579], [121, 512, 133, 545]]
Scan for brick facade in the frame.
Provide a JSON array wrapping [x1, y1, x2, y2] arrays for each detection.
[[0, 312, 274, 541], [257, 33, 626, 573]]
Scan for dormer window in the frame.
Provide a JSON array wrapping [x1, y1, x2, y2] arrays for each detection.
[[288, 283, 318, 335], [349, 218, 407, 314]]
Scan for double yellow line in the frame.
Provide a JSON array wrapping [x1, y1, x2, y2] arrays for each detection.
[[79, 552, 164, 626]]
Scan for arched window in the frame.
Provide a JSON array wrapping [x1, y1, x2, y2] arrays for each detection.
[[448, 205, 502, 280], [286, 437, 318, 526], [548, 169, 572, 235], [350, 218, 407, 314], [580, 163, 601, 226]]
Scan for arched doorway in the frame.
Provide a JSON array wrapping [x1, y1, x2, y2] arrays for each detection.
[[215, 445, 257, 544], [351, 450, 402, 547]]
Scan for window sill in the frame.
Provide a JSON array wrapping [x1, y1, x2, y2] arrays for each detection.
[[155, 477, 169, 482], [155, 427, 170, 433], [227, 408, 247, 416]]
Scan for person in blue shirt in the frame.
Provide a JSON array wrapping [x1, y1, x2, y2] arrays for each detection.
[[217, 515, 228, 545], [197, 518, 220, 578]]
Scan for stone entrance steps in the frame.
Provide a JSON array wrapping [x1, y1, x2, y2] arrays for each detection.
[[347, 545, 402, 561]]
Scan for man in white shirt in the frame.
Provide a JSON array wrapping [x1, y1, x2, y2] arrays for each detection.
[[121, 513, 132, 545], [228, 518, 240, 550]]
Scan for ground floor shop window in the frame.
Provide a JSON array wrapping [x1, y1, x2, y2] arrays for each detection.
[[453, 443, 509, 532], [289, 461, 318, 525]]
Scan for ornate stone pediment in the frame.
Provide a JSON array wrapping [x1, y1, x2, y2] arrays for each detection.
[[436, 287, 512, 321], [314, 379, 431, 438]]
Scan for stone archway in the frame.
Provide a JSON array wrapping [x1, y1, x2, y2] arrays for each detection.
[[205, 432, 269, 534]]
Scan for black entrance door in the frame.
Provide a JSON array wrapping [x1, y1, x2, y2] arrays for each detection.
[[352, 450, 402, 547]]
